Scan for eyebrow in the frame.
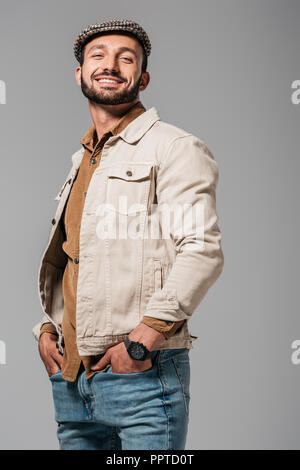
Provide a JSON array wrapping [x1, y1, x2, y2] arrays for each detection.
[[87, 44, 137, 59]]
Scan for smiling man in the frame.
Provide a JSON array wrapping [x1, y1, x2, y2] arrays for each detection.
[[33, 19, 224, 450]]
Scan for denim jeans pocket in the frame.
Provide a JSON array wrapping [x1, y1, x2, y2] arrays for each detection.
[[107, 362, 157, 375], [106, 349, 159, 375], [49, 369, 62, 381]]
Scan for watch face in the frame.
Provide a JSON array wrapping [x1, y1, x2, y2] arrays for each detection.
[[130, 342, 145, 360]]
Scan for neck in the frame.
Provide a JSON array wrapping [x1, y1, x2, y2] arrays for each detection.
[[88, 99, 140, 139]]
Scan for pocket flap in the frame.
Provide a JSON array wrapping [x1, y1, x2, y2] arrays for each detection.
[[108, 163, 153, 181]]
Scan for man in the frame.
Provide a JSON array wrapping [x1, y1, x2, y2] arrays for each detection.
[[33, 19, 224, 450]]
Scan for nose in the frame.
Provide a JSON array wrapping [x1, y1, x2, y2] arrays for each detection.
[[101, 54, 120, 74]]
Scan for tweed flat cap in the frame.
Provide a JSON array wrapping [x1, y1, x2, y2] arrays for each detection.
[[74, 19, 151, 62]]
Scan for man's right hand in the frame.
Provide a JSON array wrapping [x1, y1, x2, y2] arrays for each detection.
[[38, 333, 63, 377]]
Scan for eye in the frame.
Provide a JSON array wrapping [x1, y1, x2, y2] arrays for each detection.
[[121, 57, 133, 62]]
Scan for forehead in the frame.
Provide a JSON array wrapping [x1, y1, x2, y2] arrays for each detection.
[[85, 33, 143, 56]]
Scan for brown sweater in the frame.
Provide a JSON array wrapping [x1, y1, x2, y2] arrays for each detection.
[[40, 101, 185, 382]]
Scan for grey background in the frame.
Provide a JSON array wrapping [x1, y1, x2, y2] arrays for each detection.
[[0, 0, 299, 450]]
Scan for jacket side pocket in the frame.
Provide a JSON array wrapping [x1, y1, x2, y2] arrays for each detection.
[[153, 259, 162, 291]]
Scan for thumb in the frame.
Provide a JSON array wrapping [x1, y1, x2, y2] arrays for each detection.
[[91, 352, 110, 371]]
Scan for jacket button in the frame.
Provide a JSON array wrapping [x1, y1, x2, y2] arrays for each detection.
[[91, 158, 97, 164], [74, 257, 79, 264], [51, 218, 56, 225], [126, 170, 133, 177]]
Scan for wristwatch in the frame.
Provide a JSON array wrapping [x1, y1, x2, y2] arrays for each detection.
[[124, 335, 152, 361]]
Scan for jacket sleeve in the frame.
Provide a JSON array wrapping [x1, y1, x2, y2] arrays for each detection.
[[143, 134, 224, 323]]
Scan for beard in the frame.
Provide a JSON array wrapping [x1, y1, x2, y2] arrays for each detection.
[[80, 72, 143, 105]]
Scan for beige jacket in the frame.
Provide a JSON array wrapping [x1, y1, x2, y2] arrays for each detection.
[[32, 106, 224, 356]]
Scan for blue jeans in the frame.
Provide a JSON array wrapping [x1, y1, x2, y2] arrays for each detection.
[[50, 348, 190, 450]]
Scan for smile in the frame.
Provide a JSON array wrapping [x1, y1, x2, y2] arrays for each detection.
[[95, 78, 123, 85]]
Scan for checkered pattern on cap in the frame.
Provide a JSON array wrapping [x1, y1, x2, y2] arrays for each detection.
[[74, 19, 151, 62]]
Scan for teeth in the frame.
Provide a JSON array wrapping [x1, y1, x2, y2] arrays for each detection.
[[97, 79, 120, 83]]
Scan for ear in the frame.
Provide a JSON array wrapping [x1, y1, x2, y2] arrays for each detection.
[[139, 71, 150, 91], [75, 66, 82, 87]]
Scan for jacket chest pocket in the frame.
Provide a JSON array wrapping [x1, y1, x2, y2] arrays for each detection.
[[105, 163, 154, 215]]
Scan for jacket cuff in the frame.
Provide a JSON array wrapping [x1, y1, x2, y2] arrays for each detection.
[[140, 316, 186, 340], [32, 316, 57, 341], [40, 322, 59, 338]]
